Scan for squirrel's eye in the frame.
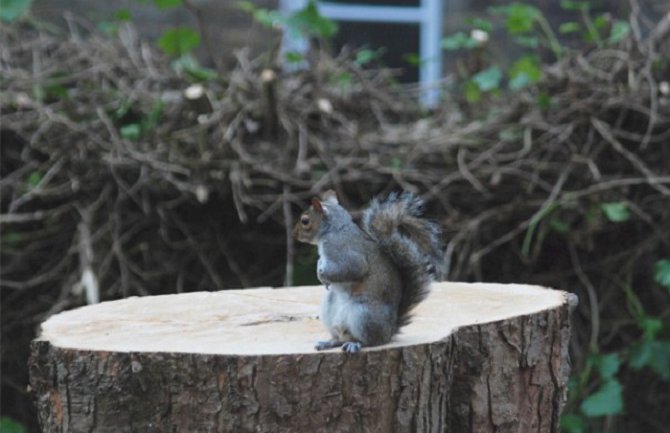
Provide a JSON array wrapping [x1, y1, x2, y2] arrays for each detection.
[[300, 216, 310, 226]]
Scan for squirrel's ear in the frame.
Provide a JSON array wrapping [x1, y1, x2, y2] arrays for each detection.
[[311, 198, 324, 215], [322, 190, 338, 204]]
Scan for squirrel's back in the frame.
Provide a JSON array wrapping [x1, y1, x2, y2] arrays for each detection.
[[361, 192, 443, 327]]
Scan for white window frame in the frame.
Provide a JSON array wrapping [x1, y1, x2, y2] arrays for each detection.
[[279, 0, 443, 106]]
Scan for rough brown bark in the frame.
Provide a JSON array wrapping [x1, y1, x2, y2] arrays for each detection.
[[29, 283, 575, 433]]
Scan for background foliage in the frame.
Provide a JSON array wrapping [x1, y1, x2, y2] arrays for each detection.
[[1, 1, 669, 432]]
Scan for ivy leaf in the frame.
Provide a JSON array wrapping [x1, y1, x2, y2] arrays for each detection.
[[512, 35, 540, 48], [0, 0, 33, 22], [655, 259, 670, 291], [466, 17, 493, 33], [115, 8, 132, 21], [120, 124, 141, 141], [27, 171, 42, 188], [629, 340, 670, 380], [472, 66, 503, 91], [537, 92, 552, 109], [550, 218, 570, 234], [560, 414, 585, 433], [509, 55, 542, 90], [639, 316, 663, 340], [285, 51, 305, 64], [355, 48, 379, 65], [158, 27, 201, 57], [153, 0, 182, 9], [490, 3, 540, 35], [609, 20, 630, 43], [580, 379, 623, 417], [595, 353, 620, 380], [559, 22, 581, 34], [287, 0, 337, 39], [172, 55, 218, 81], [601, 202, 630, 223], [403, 53, 422, 66], [441, 32, 478, 50], [464, 80, 481, 103], [560, 0, 590, 11], [0, 418, 26, 433]]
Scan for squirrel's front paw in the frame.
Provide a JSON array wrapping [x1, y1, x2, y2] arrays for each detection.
[[342, 341, 362, 353]]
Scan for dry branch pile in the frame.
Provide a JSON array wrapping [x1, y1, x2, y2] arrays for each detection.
[[2, 12, 670, 431]]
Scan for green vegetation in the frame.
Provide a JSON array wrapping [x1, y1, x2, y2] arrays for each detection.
[[441, 1, 631, 103]]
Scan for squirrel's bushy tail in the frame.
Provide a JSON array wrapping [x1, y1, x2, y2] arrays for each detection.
[[361, 192, 443, 327]]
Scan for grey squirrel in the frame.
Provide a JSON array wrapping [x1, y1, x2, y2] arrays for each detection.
[[293, 190, 443, 353]]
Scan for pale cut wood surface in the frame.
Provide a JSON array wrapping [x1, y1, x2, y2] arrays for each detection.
[[30, 282, 575, 433], [39, 281, 568, 355]]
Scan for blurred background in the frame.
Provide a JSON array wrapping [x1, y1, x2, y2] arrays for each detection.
[[2, 0, 669, 432]]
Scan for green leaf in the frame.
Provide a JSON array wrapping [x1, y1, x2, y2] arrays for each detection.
[[464, 80, 481, 103], [115, 8, 132, 21], [466, 17, 493, 33], [593, 14, 609, 29], [490, 3, 540, 35], [472, 66, 503, 91], [559, 22, 581, 34], [27, 171, 42, 188], [144, 100, 165, 129], [337, 72, 352, 88], [284, 51, 305, 64], [655, 259, 670, 290], [98, 21, 118, 35], [512, 35, 540, 48], [120, 124, 141, 141], [601, 202, 630, 223], [256, 9, 285, 28], [511, 55, 542, 80], [0, 417, 26, 433], [287, 0, 337, 39], [560, 414, 585, 433], [237, 1, 284, 28], [537, 92, 552, 109], [595, 353, 620, 380], [580, 379, 623, 417], [639, 316, 663, 340], [441, 32, 478, 50], [609, 20, 630, 43], [172, 55, 218, 81], [560, 0, 590, 11], [509, 56, 541, 91], [355, 48, 383, 65], [0, 0, 33, 22], [550, 218, 570, 234], [629, 340, 670, 379], [403, 53, 421, 66], [153, 0, 181, 9], [158, 27, 201, 57], [508, 73, 530, 91], [236, 0, 256, 13]]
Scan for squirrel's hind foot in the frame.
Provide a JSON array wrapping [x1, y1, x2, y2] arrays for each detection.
[[342, 341, 362, 353], [315, 340, 343, 351]]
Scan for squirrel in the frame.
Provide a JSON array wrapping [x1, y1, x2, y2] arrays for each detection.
[[293, 190, 443, 353]]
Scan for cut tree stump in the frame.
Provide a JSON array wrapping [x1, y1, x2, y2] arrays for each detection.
[[29, 282, 576, 433]]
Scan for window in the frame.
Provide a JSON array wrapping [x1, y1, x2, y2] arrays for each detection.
[[279, 0, 443, 106]]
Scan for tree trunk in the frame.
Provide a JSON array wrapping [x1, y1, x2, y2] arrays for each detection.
[[29, 282, 576, 433]]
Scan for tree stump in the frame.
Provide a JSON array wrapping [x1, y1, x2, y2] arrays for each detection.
[[29, 282, 576, 433]]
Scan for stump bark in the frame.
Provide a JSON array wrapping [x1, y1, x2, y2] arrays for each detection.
[[29, 282, 576, 433]]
